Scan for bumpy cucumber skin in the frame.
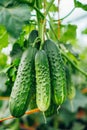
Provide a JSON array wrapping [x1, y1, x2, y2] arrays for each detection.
[[35, 50, 51, 112], [44, 39, 66, 105], [28, 30, 40, 49], [28, 30, 38, 44], [28, 94, 37, 110], [65, 66, 75, 100], [9, 47, 37, 117]]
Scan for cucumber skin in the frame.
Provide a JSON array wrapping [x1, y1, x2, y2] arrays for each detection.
[[45, 101, 57, 117], [9, 47, 37, 117], [28, 30, 40, 49], [67, 85, 76, 100], [35, 50, 51, 112], [65, 66, 75, 100], [44, 40, 66, 105]]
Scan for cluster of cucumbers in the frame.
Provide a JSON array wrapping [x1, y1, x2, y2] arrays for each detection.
[[9, 30, 75, 118]]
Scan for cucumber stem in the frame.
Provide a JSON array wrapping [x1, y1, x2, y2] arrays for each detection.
[[36, 0, 54, 50], [57, 105, 60, 114], [43, 112, 47, 124], [32, 37, 41, 47], [36, 0, 44, 46]]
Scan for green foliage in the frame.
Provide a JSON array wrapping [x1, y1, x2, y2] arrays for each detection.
[[0, 0, 87, 130], [74, 0, 87, 11], [0, 0, 31, 38], [0, 53, 7, 70], [0, 25, 8, 51], [82, 28, 87, 34], [60, 24, 77, 44], [47, 1, 58, 12]]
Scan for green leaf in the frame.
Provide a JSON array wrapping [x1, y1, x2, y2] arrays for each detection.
[[0, 0, 31, 38], [60, 24, 77, 44], [0, 53, 7, 70], [74, 0, 87, 11], [47, 2, 58, 12], [82, 28, 87, 34], [0, 25, 8, 51]]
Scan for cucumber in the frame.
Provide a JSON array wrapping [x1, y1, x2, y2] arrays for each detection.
[[28, 94, 37, 110], [44, 39, 66, 105], [28, 30, 40, 49], [35, 50, 51, 111], [45, 101, 57, 117], [65, 65, 75, 100], [9, 47, 37, 117], [67, 85, 76, 100]]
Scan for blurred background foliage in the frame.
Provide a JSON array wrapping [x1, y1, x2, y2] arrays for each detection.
[[0, 0, 87, 129]]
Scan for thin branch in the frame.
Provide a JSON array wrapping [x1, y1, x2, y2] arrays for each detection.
[[54, 7, 75, 21], [44, 0, 46, 41], [48, 13, 58, 40], [33, 6, 44, 18], [0, 96, 9, 100], [60, 7, 75, 21], [0, 108, 40, 122], [58, 0, 61, 39]]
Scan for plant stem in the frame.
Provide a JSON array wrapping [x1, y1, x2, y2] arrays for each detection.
[[33, 6, 44, 18], [0, 97, 9, 100], [48, 13, 58, 40], [54, 7, 75, 22], [36, 0, 44, 48], [60, 7, 75, 21], [58, 0, 61, 39], [0, 108, 40, 122], [36, 0, 54, 50]]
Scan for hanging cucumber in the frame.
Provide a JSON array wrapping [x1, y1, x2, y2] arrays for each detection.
[[65, 65, 76, 100], [45, 101, 57, 117], [44, 39, 66, 105], [28, 30, 40, 49], [9, 47, 37, 117], [35, 50, 51, 112], [28, 91, 37, 110], [67, 85, 76, 100]]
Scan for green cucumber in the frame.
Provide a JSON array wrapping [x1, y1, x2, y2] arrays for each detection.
[[9, 47, 37, 117], [28, 30, 40, 49], [44, 39, 66, 105], [35, 50, 51, 111]]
